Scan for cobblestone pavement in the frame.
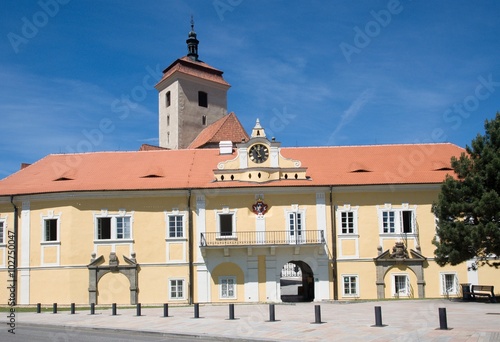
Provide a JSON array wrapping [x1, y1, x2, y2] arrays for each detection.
[[3, 299, 500, 341]]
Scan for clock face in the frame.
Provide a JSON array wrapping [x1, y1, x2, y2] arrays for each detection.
[[249, 144, 269, 164]]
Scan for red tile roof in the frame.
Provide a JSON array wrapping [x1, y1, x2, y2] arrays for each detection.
[[188, 112, 250, 149], [156, 56, 230, 88], [138, 144, 169, 151], [0, 143, 464, 196]]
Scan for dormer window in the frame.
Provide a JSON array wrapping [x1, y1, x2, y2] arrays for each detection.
[[198, 91, 207, 107]]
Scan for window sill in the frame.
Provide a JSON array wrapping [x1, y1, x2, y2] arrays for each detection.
[[339, 234, 359, 238], [165, 237, 187, 241], [342, 294, 359, 298], [41, 241, 61, 246], [380, 233, 417, 237], [94, 239, 134, 244]]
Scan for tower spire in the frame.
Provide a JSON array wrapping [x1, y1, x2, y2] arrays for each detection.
[[186, 16, 199, 61]]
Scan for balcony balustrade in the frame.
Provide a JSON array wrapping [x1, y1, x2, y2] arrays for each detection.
[[200, 230, 325, 247]]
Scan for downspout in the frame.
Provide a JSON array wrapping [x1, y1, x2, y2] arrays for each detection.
[[187, 189, 194, 305], [10, 196, 19, 305], [329, 186, 338, 300]]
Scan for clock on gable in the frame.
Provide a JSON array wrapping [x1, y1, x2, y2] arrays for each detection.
[[249, 143, 269, 164]]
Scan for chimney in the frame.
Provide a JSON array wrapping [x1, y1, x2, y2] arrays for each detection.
[[219, 141, 233, 155]]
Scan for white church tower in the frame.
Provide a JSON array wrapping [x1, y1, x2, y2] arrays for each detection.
[[155, 19, 230, 149]]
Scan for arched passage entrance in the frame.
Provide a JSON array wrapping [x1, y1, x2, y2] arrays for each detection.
[[280, 260, 314, 302]]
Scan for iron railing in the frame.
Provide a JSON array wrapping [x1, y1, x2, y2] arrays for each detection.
[[200, 230, 325, 247]]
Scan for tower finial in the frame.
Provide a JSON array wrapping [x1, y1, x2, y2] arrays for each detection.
[[186, 16, 199, 61]]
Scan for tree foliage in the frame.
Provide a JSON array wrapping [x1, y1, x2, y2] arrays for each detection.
[[432, 113, 500, 268]]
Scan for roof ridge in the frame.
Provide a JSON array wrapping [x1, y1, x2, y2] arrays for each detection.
[[281, 142, 462, 149]]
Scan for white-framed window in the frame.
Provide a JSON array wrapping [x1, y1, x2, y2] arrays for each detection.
[[40, 212, 61, 244], [0, 219, 5, 244], [216, 208, 237, 238], [379, 207, 416, 234], [342, 275, 359, 297], [44, 218, 58, 242], [169, 279, 184, 300], [219, 276, 236, 299], [95, 212, 133, 241], [167, 214, 185, 238], [285, 206, 306, 244], [393, 274, 410, 297], [440, 273, 459, 295], [338, 206, 358, 235]]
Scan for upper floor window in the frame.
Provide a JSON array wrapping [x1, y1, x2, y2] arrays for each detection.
[[202, 115, 207, 126], [338, 206, 358, 235], [219, 214, 234, 237], [96, 214, 132, 241], [166, 91, 171, 107], [380, 207, 416, 234], [0, 220, 4, 244], [168, 214, 184, 238], [286, 206, 306, 244], [216, 208, 237, 238], [198, 91, 208, 107], [44, 219, 58, 242]]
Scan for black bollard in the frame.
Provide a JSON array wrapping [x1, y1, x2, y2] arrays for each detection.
[[90, 303, 95, 315], [70, 303, 75, 314], [438, 307, 448, 330], [136, 303, 141, 316], [373, 306, 384, 327], [112, 303, 117, 316], [163, 303, 169, 317], [194, 303, 199, 318], [53, 303, 57, 314], [36, 303, 41, 314], [269, 303, 276, 322], [229, 303, 235, 320], [314, 305, 322, 324]]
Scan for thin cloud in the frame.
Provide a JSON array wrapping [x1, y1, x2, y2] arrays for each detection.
[[327, 89, 375, 145]]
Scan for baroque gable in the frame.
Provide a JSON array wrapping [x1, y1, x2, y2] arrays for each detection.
[[214, 119, 308, 183]]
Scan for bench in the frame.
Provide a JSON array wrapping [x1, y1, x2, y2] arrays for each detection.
[[470, 285, 497, 303]]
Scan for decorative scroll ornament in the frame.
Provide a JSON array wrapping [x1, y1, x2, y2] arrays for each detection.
[[252, 199, 269, 216]]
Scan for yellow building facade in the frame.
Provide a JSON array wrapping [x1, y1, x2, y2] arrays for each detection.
[[1, 27, 498, 306]]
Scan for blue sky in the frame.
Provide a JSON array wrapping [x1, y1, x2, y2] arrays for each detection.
[[1, 1, 499, 179]]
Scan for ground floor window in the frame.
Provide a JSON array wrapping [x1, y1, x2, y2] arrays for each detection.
[[169, 279, 184, 299], [342, 275, 358, 296], [219, 276, 236, 299], [393, 274, 410, 297], [441, 273, 458, 295]]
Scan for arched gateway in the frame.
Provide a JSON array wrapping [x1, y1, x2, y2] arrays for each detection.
[[280, 261, 315, 302]]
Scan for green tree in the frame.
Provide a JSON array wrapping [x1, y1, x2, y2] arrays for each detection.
[[432, 113, 500, 268]]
